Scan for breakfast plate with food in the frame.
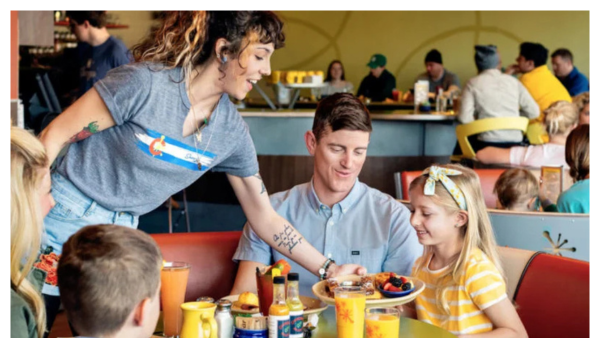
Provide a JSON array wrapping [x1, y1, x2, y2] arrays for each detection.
[[311, 272, 424, 308], [222, 292, 329, 317]]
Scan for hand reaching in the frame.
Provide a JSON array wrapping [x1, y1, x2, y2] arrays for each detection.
[[327, 263, 367, 278]]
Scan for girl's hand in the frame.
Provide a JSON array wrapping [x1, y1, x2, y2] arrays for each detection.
[[539, 176, 557, 209], [395, 302, 417, 319]]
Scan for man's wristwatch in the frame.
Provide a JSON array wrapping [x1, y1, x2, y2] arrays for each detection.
[[319, 258, 336, 280]]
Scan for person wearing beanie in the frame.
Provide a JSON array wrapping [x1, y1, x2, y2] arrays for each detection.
[[455, 45, 539, 155], [356, 53, 397, 102], [414, 49, 461, 96], [504, 42, 571, 144]]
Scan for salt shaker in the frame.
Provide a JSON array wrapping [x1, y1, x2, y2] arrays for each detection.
[[216, 299, 234, 338]]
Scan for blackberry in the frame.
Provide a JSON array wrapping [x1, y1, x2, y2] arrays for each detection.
[[401, 283, 411, 291], [390, 277, 403, 287]]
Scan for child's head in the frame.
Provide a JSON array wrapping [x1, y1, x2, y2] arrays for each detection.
[[58, 225, 163, 338], [572, 92, 589, 125], [494, 169, 539, 211], [544, 100, 579, 137], [408, 164, 497, 254], [565, 123, 589, 182], [408, 164, 503, 313], [11, 126, 54, 338]]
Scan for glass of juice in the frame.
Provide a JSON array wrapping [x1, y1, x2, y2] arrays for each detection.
[[365, 308, 400, 338], [161, 262, 190, 337], [334, 285, 366, 338]]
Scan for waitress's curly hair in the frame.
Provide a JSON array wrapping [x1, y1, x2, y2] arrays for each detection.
[[132, 11, 285, 80]]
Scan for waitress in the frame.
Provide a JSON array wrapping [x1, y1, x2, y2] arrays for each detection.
[[39, 11, 364, 333]]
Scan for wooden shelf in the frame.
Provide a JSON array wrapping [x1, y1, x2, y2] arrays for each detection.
[[54, 21, 129, 29]]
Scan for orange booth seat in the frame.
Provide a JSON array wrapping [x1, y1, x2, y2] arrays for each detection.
[[151, 231, 243, 301], [513, 252, 589, 338], [397, 168, 506, 208]]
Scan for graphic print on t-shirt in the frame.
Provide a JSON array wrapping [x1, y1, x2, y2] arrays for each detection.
[[135, 129, 216, 171]]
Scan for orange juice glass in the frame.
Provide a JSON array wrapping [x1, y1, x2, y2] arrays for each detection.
[[161, 262, 190, 337], [334, 286, 366, 338], [365, 308, 400, 338]]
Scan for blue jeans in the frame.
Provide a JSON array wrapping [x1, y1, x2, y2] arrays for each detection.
[[38, 171, 138, 296]]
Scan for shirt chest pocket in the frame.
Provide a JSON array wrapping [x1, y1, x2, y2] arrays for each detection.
[[337, 246, 387, 273]]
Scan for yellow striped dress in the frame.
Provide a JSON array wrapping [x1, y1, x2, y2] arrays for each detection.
[[412, 248, 507, 335]]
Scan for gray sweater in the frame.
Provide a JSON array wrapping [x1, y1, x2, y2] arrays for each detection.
[[458, 69, 539, 143]]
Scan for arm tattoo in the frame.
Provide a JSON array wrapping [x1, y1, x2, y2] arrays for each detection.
[[273, 223, 304, 255], [254, 173, 267, 194], [68, 121, 99, 144]]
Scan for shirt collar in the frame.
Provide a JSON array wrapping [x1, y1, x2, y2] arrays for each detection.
[[567, 67, 580, 80], [481, 68, 501, 75], [529, 65, 549, 76], [308, 177, 363, 214]]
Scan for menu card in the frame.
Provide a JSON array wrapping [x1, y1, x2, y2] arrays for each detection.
[[541, 165, 564, 204]]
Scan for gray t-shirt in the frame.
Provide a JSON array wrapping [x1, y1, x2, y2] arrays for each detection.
[[415, 68, 461, 93], [56, 62, 259, 215]]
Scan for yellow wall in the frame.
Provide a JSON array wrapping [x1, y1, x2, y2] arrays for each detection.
[[269, 11, 589, 96], [107, 11, 590, 98], [107, 11, 154, 48]]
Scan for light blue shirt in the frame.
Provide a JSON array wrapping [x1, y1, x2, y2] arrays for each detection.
[[233, 179, 422, 296]]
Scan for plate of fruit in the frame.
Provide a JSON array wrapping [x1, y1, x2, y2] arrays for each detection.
[[312, 273, 423, 308], [378, 273, 415, 298]]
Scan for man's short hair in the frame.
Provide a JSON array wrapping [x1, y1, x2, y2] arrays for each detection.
[[551, 48, 574, 63], [520, 42, 548, 68], [312, 93, 372, 141], [58, 225, 162, 337], [66, 11, 107, 28]]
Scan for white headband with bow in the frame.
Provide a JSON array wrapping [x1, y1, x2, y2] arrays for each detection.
[[423, 166, 467, 210]]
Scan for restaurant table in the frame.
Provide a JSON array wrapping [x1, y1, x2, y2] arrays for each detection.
[[151, 306, 456, 338], [309, 306, 457, 338]]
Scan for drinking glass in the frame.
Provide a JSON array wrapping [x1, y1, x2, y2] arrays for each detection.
[[161, 262, 190, 337], [365, 307, 400, 338], [334, 286, 366, 338]]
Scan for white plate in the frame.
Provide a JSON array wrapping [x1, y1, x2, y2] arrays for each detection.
[[221, 294, 329, 316], [311, 274, 424, 308]]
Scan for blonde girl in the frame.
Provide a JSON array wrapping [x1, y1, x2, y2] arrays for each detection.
[[476, 100, 579, 167], [11, 126, 56, 338], [405, 164, 527, 337]]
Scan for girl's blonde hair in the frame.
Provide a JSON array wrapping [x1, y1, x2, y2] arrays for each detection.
[[544, 100, 579, 136], [409, 164, 504, 317], [11, 126, 47, 338], [494, 169, 539, 210]]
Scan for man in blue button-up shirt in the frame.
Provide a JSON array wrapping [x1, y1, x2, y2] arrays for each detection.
[[551, 48, 589, 97], [231, 93, 422, 296]]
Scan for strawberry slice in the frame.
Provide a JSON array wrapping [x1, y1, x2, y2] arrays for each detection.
[[389, 272, 396, 278], [388, 285, 402, 292], [400, 276, 409, 284], [383, 282, 392, 291]]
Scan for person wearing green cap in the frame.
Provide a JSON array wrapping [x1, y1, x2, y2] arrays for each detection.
[[356, 53, 397, 102]]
